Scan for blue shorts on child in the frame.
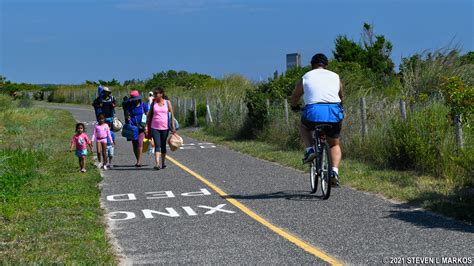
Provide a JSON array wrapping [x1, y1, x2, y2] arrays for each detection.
[[75, 149, 88, 157]]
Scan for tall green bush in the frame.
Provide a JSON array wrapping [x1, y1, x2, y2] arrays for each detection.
[[441, 76, 474, 127], [385, 103, 456, 177]]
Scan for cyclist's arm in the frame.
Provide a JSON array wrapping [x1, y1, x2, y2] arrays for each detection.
[[291, 79, 304, 108], [339, 79, 344, 102]]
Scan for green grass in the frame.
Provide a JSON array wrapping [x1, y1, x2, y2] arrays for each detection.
[[0, 99, 116, 263], [184, 128, 474, 224]]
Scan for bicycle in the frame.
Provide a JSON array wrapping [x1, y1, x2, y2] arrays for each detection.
[[303, 124, 333, 200], [305, 124, 333, 199], [291, 104, 334, 199]]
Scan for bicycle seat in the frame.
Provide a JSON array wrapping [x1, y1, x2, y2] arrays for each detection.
[[313, 124, 333, 130]]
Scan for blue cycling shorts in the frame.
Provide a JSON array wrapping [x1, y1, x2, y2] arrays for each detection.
[[302, 103, 344, 123]]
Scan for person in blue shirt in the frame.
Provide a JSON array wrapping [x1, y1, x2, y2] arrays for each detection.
[[126, 90, 149, 167]]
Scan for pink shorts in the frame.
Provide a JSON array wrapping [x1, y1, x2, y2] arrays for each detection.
[[96, 138, 108, 144]]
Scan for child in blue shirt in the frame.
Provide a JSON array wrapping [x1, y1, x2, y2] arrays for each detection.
[[106, 122, 116, 168]]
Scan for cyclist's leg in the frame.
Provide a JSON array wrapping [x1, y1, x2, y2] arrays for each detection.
[[327, 137, 341, 168], [324, 122, 342, 185], [299, 121, 313, 147], [324, 122, 342, 167], [300, 119, 318, 163]]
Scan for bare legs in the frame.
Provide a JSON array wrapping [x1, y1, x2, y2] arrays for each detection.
[[78, 157, 85, 169], [299, 123, 342, 168], [154, 152, 167, 168], [96, 142, 108, 166], [132, 132, 145, 166]]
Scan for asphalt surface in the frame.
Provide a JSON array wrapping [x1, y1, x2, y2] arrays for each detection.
[[44, 102, 474, 265]]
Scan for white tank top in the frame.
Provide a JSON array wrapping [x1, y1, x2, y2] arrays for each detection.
[[302, 69, 341, 105]]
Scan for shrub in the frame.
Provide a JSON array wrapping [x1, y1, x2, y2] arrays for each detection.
[[0, 95, 12, 111], [18, 97, 33, 108], [47, 90, 66, 103], [240, 88, 269, 139], [33, 91, 44, 100], [441, 76, 474, 127], [385, 103, 453, 177]]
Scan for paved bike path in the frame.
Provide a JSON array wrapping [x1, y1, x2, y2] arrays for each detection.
[[46, 103, 324, 264], [169, 139, 474, 264], [47, 103, 473, 264]]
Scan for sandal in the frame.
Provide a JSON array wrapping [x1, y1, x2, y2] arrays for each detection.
[[161, 165, 167, 169], [154, 166, 161, 170], [134, 164, 142, 167]]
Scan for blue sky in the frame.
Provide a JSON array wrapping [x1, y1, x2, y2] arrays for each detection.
[[1, 0, 473, 84]]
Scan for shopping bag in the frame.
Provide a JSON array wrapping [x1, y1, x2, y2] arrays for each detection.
[[142, 138, 150, 153], [167, 133, 183, 152]]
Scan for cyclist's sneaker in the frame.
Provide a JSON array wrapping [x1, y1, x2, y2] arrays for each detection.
[[331, 172, 340, 187], [303, 148, 316, 164]]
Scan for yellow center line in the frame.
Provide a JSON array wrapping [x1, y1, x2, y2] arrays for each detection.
[[167, 155, 344, 266]]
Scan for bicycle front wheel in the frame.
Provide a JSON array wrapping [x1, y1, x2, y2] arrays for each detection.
[[320, 142, 332, 200]]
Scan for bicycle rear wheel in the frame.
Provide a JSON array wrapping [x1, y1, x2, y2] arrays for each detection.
[[309, 161, 317, 193], [320, 142, 332, 200]]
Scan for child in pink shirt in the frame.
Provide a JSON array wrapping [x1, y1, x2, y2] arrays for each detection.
[[92, 113, 114, 169], [70, 123, 93, 173]]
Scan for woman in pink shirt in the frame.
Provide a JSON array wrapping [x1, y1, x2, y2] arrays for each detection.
[[70, 123, 93, 173], [146, 87, 176, 170], [92, 113, 114, 169]]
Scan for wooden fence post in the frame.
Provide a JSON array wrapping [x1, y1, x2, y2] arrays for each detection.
[[454, 115, 463, 149], [177, 97, 180, 120], [183, 98, 187, 120], [266, 99, 270, 117], [193, 98, 198, 127], [284, 98, 289, 129], [206, 97, 213, 124], [360, 97, 368, 139], [216, 102, 221, 124], [399, 99, 407, 120], [240, 100, 244, 123]]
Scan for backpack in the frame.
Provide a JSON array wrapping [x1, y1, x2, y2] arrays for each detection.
[[165, 100, 180, 130]]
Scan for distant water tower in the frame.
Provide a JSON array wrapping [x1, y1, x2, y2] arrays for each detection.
[[286, 53, 301, 70]]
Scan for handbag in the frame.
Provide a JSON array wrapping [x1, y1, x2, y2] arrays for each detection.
[[167, 133, 183, 152], [140, 104, 147, 128], [112, 117, 123, 132], [122, 124, 139, 141]]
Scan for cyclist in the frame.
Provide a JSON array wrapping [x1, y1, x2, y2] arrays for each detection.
[[290, 53, 344, 185]]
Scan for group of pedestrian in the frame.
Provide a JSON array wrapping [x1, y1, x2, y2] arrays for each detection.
[[69, 86, 177, 173], [70, 52, 344, 183]]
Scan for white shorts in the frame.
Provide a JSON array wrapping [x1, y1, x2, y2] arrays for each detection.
[[106, 146, 114, 158]]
